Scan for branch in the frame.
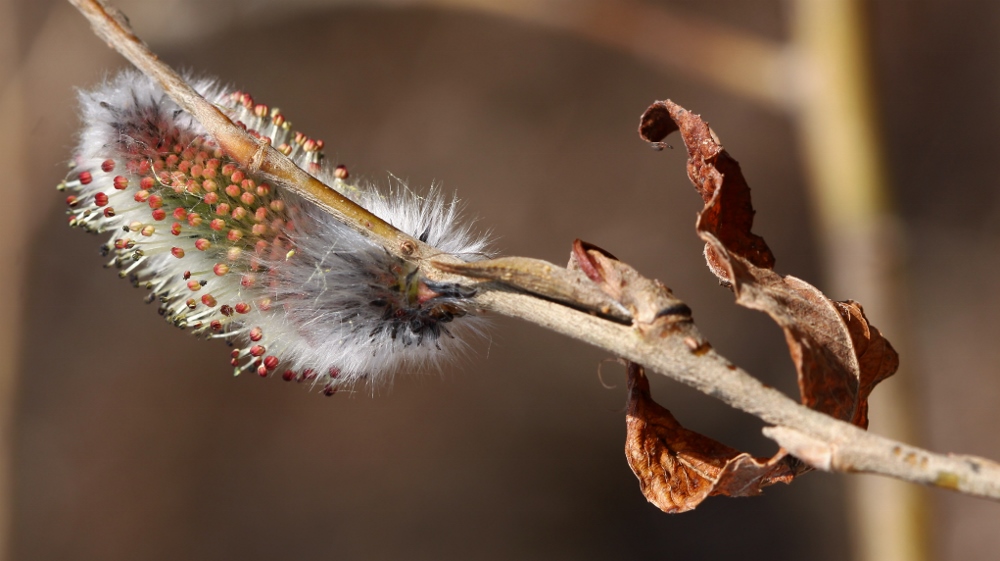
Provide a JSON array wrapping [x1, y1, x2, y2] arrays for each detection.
[[67, 0, 1000, 504]]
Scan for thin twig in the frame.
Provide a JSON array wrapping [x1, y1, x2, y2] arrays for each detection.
[[68, 0, 1000, 502]]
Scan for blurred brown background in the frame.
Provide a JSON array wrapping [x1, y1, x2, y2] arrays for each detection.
[[2, 0, 999, 560]]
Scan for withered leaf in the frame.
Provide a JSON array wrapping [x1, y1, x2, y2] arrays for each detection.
[[639, 101, 774, 282], [625, 362, 796, 513], [638, 100, 898, 431], [571, 241, 799, 512], [833, 300, 899, 429]]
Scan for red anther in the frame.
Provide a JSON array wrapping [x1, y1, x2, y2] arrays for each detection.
[[209, 218, 225, 231], [220, 305, 234, 317], [177, 160, 191, 174], [323, 386, 337, 397], [151, 209, 166, 221], [114, 239, 127, 250], [182, 270, 192, 280], [257, 366, 268, 377], [113, 175, 129, 190], [202, 177, 218, 190], [101, 159, 115, 172], [263, 356, 279, 370], [140, 176, 155, 190], [230, 358, 240, 367], [140, 225, 155, 236], [187, 213, 203, 227], [204, 192, 219, 205], [241, 178, 255, 192], [134, 190, 150, 203], [194, 238, 211, 251], [231, 349, 241, 359], [201, 294, 217, 307], [329, 368, 340, 379], [257, 298, 272, 312], [230, 170, 245, 184], [281, 370, 294, 381], [79, 171, 93, 184], [213, 263, 230, 276], [172, 208, 187, 220], [190, 164, 203, 178], [254, 207, 267, 222], [227, 229, 243, 242], [249, 327, 263, 341], [273, 114, 285, 126], [94, 192, 109, 207], [251, 224, 267, 236], [334, 165, 349, 180], [254, 240, 268, 255], [240, 192, 255, 205], [171, 222, 182, 235], [215, 203, 231, 216], [210, 320, 223, 331], [302, 139, 317, 152], [256, 183, 270, 197], [231, 207, 248, 220], [270, 200, 285, 212], [148, 194, 163, 209], [234, 302, 251, 314], [165, 154, 179, 168], [186, 298, 197, 310], [249, 345, 266, 357], [240, 274, 255, 288], [103, 207, 116, 218], [187, 280, 202, 291], [254, 104, 269, 118], [225, 184, 240, 198], [65, 195, 78, 206], [170, 247, 185, 258]]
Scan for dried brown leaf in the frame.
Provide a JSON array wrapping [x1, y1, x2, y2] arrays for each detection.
[[625, 362, 796, 513], [833, 300, 900, 428], [569, 242, 798, 512], [639, 101, 774, 282], [638, 99, 898, 425]]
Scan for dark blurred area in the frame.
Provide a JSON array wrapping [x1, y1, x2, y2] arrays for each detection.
[[3, 1, 999, 560]]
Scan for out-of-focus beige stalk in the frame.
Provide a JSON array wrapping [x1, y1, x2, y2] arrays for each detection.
[[788, 2, 927, 561]]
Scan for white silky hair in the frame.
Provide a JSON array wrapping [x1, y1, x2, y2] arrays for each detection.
[[66, 70, 492, 392]]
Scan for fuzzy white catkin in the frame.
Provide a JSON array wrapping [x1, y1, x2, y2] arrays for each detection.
[[61, 71, 491, 394]]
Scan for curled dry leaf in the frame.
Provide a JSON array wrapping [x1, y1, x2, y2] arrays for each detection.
[[571, 241, 798, 512], [627, 99, 897, 506], [625, 362, 796, 513], [638, 101, 774, 282]]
